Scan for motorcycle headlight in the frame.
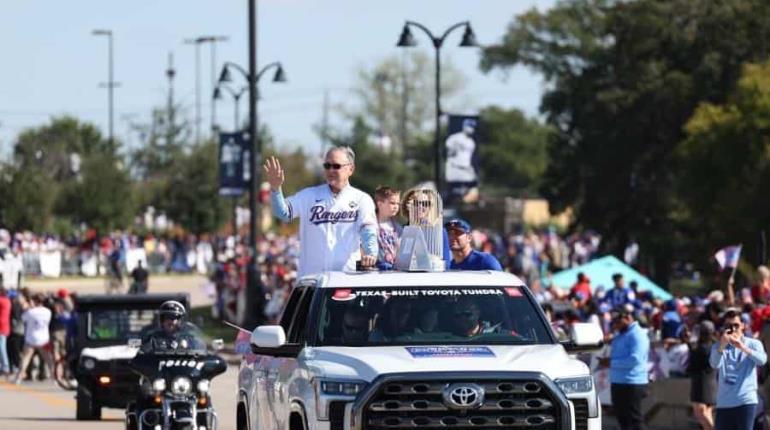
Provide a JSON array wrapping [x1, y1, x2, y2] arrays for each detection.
[[82, 358, 96, 370], [171, 376, 192, 395], [197, 379, 210, 393], [152, 378, 166, 392], [556, 376, 593, 395]]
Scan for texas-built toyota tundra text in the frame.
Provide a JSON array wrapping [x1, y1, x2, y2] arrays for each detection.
[[237, 270, 603, 430]]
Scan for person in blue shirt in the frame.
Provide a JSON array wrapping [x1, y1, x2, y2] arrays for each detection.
[[444, 218, 502, 271], [604, 273, 636, 309], [709, 309, 767, 430], [598, 307, 649, 430]]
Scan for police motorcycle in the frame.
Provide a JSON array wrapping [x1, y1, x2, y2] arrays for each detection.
[[125, 301, 226, 430]]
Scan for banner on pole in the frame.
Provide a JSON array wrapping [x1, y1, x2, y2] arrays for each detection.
[[219, 132, 247, 196], [445, 114, 480, 205]]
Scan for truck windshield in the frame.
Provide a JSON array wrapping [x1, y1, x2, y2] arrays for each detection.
[[87, 309, 156, 341], [315, 286, 553, 347]]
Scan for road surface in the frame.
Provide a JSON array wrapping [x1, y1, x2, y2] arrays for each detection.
[[0, 274, 236, 429], [0, 364, 238, 430]]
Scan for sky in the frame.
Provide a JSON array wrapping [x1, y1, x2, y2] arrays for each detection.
[[0, 0, 555, 160]]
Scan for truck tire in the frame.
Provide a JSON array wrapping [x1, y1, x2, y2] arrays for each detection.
[[76, 385, 101, 420]]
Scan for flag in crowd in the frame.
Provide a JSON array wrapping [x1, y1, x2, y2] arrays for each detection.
[[714, 244, 742, 270]]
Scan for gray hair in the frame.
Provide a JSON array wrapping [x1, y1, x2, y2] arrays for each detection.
[[325, 146, 355, 165]]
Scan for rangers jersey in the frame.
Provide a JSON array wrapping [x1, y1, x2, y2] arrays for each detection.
[[286, 184, 377, 277]]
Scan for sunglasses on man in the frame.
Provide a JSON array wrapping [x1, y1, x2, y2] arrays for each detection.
[[323, 162, 350, 170]]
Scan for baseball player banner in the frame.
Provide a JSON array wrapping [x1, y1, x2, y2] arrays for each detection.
[[445, 115, 480, 205], [218, 131, 247, 196]]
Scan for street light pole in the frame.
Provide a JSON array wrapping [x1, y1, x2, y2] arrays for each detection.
[[396, 21, 477, 192], [247, 0, 260, 327], [218, 55, 286, 327], [184, 38, 202, 143], [92, 29, 117, 146]]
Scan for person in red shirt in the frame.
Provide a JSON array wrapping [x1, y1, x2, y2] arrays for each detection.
[[0, 286, 11, 375], [570, 272, 592, 305], [751, 266, 770, 304]]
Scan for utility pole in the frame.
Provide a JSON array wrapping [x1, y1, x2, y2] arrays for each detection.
[[92, 30, 119, 146], [166, 52, 176, 147], [204, 36, 229, 134], [183, 38, 202, 143], [320, 88, 330, 158], [400, 49, 409, 154]]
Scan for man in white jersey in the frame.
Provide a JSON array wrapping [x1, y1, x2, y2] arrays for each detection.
[[13, 294, 54, 384], [263, 147, 378, 277]]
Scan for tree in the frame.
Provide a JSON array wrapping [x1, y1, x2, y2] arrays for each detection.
[[3, 116, 132, 232], [340, 51, 466, 155], [478, 106, 552, 196], [324, 116, 414, 195], [0, 164, 58, 231], [480, 0, 770, 280], [163, 141, 227, 234], [130, 103, 191, 213], [676, 61, 770, 266], [57, 153, 135, 232]]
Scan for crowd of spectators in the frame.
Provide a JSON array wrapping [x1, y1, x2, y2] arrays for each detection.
[[0, 285, 75, 383]]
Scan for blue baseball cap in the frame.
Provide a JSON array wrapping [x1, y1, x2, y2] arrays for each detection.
[[462, 118, 477, 129], [444, 217, 471, 233]]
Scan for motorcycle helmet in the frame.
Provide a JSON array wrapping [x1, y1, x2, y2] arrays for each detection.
[[159, 300, 186, 319]]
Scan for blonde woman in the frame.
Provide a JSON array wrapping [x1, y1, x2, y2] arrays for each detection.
[[401, 187, 450, 268]]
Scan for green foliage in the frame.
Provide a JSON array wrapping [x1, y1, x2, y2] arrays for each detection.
[[481, 0, 770, 278], [1, 116, 132, 232], [163, 141, 227, 235], [1, 164, 58, 231], [326, 116, 413, 195], [478, 106, 552, 196], [676, 61, 770, 265], [344, 51, 466, 154], [58, 153, 135, 232]]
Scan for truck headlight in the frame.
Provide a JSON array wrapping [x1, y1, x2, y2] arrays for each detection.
[[82, 358, 96, 370], [318, 379, 367, 396], [171, 377, 192, 395], [197, 379, 210, 393], [314, 378, 368, 420], [152, 378, 167, 392], [556, 376, 593, 395]]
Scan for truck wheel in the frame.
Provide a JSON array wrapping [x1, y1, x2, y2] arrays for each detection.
[[76, 386, 101, 420]]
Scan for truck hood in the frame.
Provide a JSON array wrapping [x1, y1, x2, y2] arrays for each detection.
[[81, 345, 139, 361], [303, 344, 589, 382]]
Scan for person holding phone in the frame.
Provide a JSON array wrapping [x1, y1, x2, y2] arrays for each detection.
[[709, 309, 768, 430]]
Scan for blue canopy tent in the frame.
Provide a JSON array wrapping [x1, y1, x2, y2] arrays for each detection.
[[550, 255, 672, 301]]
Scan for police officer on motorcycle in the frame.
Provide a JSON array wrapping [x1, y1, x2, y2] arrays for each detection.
[[140, 300, 204, 352]]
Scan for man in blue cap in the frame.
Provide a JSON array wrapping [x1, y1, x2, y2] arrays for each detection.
[[445, 218, 502, 271]]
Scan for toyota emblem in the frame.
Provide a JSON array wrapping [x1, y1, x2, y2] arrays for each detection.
[[443, 383, 485, 409]]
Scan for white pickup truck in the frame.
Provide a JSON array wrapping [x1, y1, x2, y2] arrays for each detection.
[[237, 270, 603, 430]]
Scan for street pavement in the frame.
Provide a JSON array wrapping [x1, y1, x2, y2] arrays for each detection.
[[0, 364, 238, 430], [0, 274, 236, 430], [25, 274, 212, 307]]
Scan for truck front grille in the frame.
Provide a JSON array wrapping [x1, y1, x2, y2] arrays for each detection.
[[571, 399, 588, 430], [329, 401, 347, 430], [362, 379, 559, 429]]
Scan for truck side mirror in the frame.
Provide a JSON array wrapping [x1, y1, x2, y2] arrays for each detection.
[[250, 325, 287, 349], [562, 323, 604, 352]]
